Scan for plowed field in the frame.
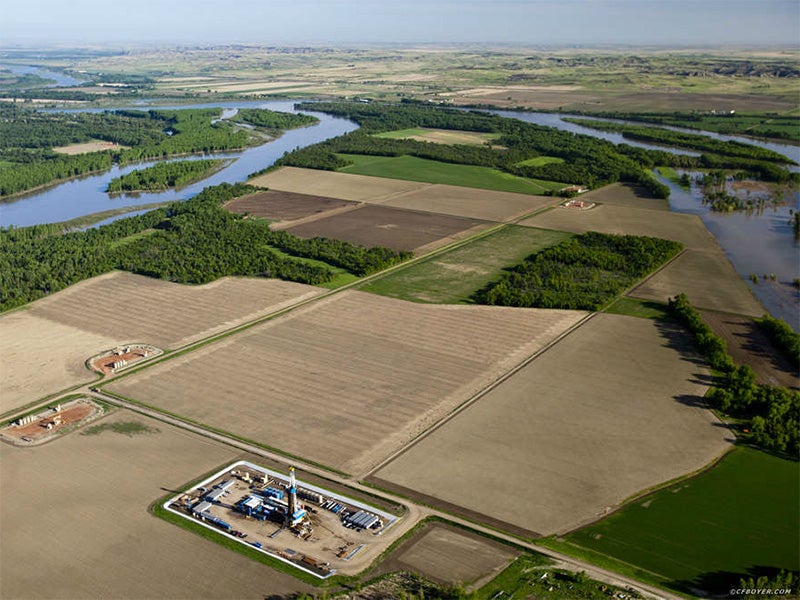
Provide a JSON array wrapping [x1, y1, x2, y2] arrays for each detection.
[[0, 410, 313, 599], [284, 204, 491, 252], [224, 190, 356, 221], [373, 314, 731, 537], [249, 167, 557, 221], [249, 166, 428, 202], [519, 204, 716, 250], [1, 272, 321, 412], [629, 250, 764, 317], [107, 291, 587, 475]]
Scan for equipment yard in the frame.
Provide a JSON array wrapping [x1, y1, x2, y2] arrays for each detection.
[[106, 291, 587, 475], [166, 461, 402, 578], [0, 410, 316, 599], [371, 314, 732, 537], [0, 397, 103, 446]]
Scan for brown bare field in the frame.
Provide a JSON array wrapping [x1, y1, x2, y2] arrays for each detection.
[[699, 310, 799, 390], [375, 184, 559, 221], [284, 204, 491, 252], [249, 166, 429, 202], [224, 190, 357, 221], [27, 271, 322, 349], [0, 410, 314, 599], [1, 272, 321, 413], [0, 313, 114, 414], [373, 314, 731, 537], [52, 141, 128, 155], [629, 249, 764, 317], [387, 128, 500, 146], [519, 203, 716, 250], [250, 168, 557, 222], [373, 522, 518, 588], [107, 291, 587, 475], [577, 183, 671, 211]]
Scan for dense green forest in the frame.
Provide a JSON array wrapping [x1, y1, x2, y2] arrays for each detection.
[[0, 182, 410, 312], [0, 106, 312, 197], [234, 108, 318, 130], [574, 111, 800, 143], [669, 294, 799, 457], [107, 159, 226, 192], [287, 101, 674, 198], [757, 314, 800, 364], [472, 232, 683, 310]]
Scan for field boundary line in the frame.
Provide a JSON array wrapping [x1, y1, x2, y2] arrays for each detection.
[[361, 310, 598, 479]]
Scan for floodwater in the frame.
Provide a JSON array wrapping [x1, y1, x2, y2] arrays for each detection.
[[487, 109, 799, 329], [0, 101, 358, 227]]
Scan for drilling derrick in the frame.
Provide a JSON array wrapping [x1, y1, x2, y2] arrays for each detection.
[[285, 466, 305, 526]]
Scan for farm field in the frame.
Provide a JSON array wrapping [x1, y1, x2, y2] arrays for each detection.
[[0, 409, 314, 599], [372, 313, 730, 537], [373, 127, 501, 146], [574, 183, 671, 211], [361, 226, 571, 303], [284, 204, 490, 253], [338, 154, 568, 195], [106, 291, 587, 475], [24, 271, 322, 349], [629, 249, 765, 317], [0, 272, 322, 413], [520, 203, 715, 249], [52, 140, 127, 155], [698, 310, 799, 390], [249, 167, 558, 221], [373, 521, 519, 587], [555, 447, 799, 595], [224, 190, 357, 222], [249, 166, 429, 202], [376, 183, 559, 221]]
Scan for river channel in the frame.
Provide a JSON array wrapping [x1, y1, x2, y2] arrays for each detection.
[[0, 96, 796, 327]]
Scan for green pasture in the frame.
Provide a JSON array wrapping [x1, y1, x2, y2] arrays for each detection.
[[360, 226, 571, 303], [336, 154, 567, 195], [515, 156, 565, 167], [549, 447, 799, 594]]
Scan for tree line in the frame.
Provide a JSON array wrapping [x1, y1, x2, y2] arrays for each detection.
[[106, 159, 226, 192], [0, 182, 410, 312], [756, 314, 800, 364], [669, 293, 798, 457], [473, 232, 683, 310], [233, 108, 318, 130]]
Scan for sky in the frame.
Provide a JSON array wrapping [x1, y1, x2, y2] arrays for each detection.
[[1, 0, 798, 47]]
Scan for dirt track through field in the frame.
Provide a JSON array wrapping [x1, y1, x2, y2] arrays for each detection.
[[107, 291, 587, 475], [0, 410, 314, 599], [374, 313, 731, 536]]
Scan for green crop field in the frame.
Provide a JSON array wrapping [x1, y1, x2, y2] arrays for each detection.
[[337, 154, 568, 195], [360, 226, 571, 303], [550, 447, 799, 594], [515, 156, 565, 167]]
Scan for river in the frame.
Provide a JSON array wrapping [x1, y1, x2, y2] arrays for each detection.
[[0, 100, 358, 227], [0, 63, 87, 88], [0, 97, 796, 327]]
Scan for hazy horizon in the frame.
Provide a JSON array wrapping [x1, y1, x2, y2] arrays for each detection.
[[2, 0, 798, 47]]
